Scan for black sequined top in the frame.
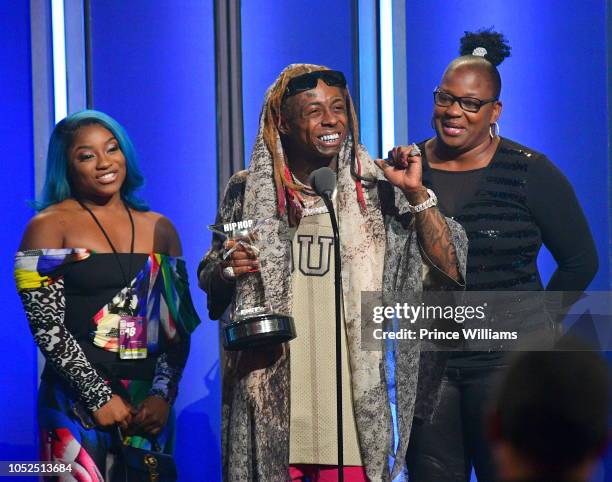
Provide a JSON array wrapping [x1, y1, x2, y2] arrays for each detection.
[[422, 137, 598, 367], [423, 137, 597, 292]]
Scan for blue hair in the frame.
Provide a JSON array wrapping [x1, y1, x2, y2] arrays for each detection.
[[35, 109, 149, 211]]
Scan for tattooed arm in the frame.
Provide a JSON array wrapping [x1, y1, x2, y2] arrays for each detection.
[[376, 146, 462, 282], [405, 188, 461, 281]]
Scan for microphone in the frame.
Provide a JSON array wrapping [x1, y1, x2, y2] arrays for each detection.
[[308, 167, 336, 199], [307, 165, 345, 480]]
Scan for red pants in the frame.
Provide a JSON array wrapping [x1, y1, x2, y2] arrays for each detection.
[[289, 464, 368, 481]]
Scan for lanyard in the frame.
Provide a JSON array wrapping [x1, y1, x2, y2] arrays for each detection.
[[77, 199, 136, 292]]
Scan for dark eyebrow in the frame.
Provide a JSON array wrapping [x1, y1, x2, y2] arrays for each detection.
[[73, 136, 117, 151], [439, 88, 481, 98], [303, 101, 324, 109], [303, 96, 345, 108]]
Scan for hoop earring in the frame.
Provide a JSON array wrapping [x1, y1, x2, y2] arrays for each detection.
[[489, 122, 500, 139]]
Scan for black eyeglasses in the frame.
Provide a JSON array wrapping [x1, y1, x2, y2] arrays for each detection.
[[283, 70, 347, 99], [433, 89, 498, 113]]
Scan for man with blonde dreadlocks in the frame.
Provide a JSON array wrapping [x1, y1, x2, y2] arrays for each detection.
[[199, 64, 467, 481]]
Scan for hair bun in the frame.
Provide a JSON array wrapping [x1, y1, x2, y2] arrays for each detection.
[[459, 28, 511, 66]]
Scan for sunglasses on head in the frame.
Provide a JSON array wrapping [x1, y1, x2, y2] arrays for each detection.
[[283, 70, 347, 99]]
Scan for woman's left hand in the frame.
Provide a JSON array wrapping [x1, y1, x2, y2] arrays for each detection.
[[128, 395, 170, 437], [375, 144, 424, 193]]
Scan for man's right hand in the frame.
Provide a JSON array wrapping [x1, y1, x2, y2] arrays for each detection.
[[221, 239, 260, 280], [92, 394, 133, 430]]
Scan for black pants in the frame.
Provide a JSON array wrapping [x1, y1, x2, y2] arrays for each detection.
[[406, 364, 508, 482]]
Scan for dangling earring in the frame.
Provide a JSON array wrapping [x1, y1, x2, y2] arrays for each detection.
[[489, 122, 500, 139], [431, 117, 436, 130]]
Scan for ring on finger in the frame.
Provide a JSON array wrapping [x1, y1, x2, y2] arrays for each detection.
[[222, 266, 236, 280], [409, 143, 421, 157]]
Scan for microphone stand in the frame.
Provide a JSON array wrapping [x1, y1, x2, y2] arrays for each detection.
[[321, 192, 344, 482]]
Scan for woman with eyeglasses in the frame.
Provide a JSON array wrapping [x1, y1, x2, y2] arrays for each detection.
[[398, 30, 598, 481]]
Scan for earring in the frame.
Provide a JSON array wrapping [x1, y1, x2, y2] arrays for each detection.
[[489, 122, 500, 139], [431, 118, 436, 130]]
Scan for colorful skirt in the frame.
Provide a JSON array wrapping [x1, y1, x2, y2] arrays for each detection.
[[38, 374, 175, 481]]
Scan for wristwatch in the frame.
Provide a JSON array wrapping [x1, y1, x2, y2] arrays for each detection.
[[406, 188, 437, 213]]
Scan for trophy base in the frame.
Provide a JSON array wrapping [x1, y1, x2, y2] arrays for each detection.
[[223, 314, 296, 351]]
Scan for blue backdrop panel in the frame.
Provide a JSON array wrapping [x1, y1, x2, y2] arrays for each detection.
[[241, 0, 356, 163], [0, 1, 38, 462], [89, 1, 220, 479], [405, 0, 609, 290]]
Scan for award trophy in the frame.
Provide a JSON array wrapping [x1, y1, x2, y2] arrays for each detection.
[[209, 218, 296, 350]]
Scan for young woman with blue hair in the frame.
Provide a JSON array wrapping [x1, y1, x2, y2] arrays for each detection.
[[15, 110, 200, 480]]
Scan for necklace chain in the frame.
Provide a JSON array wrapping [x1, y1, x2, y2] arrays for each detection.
[[77, 199, 136, 291]]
